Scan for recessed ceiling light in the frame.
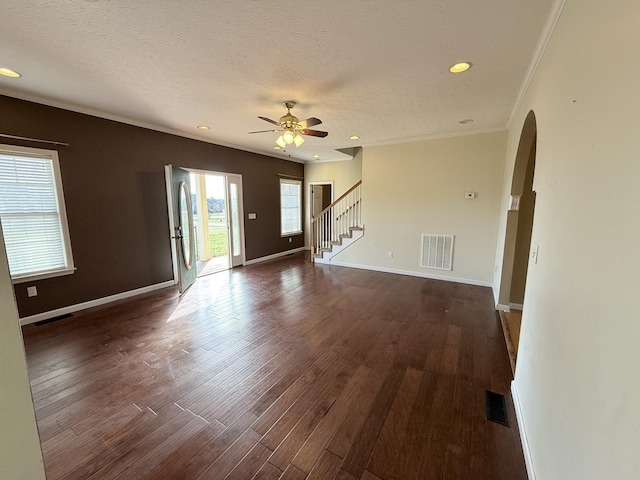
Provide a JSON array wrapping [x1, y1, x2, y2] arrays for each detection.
[[459, 119, 474, 124], [197, 125, 210, 130], [313, 154, 320, 159], [449, 62, 472, 73], [0, 68, 21, 78], [349, 135, 360, 140]]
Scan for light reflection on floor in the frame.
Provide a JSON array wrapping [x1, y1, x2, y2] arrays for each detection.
[[196, 255, 229, 277]]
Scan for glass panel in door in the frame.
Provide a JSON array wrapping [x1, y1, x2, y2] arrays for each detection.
[[226, 175, 244, 267]]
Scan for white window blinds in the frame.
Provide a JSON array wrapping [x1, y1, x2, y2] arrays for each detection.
[[0, 146, 74, 281], [280, 179, 302, 235]]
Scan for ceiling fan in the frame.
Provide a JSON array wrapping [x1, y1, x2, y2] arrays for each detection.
[[249, 101, 328, 147]]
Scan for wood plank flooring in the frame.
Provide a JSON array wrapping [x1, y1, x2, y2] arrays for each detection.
[[22, 253, 527, 479]]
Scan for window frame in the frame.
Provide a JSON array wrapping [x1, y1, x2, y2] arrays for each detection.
[[0, 144, 75, 284], [279, 178, 303, 236]]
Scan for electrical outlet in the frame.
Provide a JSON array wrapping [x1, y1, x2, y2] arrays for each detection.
[[27, 286, 38, 297], [388, 251, 393, 258], [288, 237, 292, 243]]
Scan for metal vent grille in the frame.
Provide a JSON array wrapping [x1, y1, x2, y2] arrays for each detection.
[[420, 234, 454, 271], [485, 390, 510, 427]]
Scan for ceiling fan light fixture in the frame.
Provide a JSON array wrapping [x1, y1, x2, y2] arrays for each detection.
[[253, 102, 327, 152], [282, 130, 295, 144]]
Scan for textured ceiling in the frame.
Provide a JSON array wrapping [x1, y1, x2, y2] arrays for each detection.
[[0, 0, 556, 162]]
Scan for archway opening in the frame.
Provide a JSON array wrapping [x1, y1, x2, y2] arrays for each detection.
[[498, 110, 537, 372]]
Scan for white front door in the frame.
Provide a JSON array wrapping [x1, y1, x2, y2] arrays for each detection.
[[165, 165, 197, 293]]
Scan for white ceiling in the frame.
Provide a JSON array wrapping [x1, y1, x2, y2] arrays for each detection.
[[0, 0, 556, 162]]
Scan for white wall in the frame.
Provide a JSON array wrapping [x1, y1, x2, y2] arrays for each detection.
[[0, 227, 46, 479], [304, 149, 363, 247], [495, 0, 640, 478], [336, 131, 507, 285]]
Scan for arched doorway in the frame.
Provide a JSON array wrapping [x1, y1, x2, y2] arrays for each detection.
[[498, 110, 537, 372]]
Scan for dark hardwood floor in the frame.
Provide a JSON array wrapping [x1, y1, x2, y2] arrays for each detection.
[[22, 253, 527, 479]]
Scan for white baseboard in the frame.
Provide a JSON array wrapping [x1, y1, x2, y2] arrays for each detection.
[[244, 247, 306, 266], [19, 280, 176, 326], [325, 260, 493, 288], [511, 381, 535, 480]]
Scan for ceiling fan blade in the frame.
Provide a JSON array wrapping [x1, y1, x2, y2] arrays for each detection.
[[299, 129, 328, 138], [248, 129, 279, 134], [258, 116, 280, 126], [298, 117, 322, 128]]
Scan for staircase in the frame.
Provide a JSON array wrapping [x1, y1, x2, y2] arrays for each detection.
[[311, 180, 363, 264]]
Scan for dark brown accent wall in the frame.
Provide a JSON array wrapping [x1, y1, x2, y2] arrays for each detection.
[[0, 95, 304, 317]]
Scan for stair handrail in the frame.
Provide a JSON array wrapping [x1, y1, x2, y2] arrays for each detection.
[[311, 180, 362, 222]]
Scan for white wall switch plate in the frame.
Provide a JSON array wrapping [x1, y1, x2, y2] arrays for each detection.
[[531, 243, 539, 264]]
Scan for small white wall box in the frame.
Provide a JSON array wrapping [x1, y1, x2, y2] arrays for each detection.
[[465, 192, 477, 199], [248, 213, 257, 219]]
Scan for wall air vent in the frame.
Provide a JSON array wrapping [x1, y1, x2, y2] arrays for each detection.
[[420, 234, 454, 271]]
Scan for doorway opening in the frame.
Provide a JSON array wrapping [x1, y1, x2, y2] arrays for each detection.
[[189, 171, 245, 277], [497, 110, 537, 373], [308, 182, 333, 255], [166, 166, 245, 293], [311, 183, 333, 218], [190, 173, 229, 277]]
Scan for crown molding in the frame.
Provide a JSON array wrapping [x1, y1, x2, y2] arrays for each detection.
[[507, 0, 568, 129]]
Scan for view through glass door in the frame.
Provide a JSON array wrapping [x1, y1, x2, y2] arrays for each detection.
[[190, 171, 245, 276]]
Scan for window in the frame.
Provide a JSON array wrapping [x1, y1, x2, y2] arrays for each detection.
[[0, 145, 74, 283], [280, 178, 302, 235]]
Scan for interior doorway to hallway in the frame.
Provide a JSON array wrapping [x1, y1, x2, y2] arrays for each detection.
[[310, 183, 333, 217], [497, 110, 537, 373], [189, 171, 245, 277]]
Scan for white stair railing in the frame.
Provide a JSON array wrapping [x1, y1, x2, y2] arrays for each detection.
[[311, 180, 362, 259]]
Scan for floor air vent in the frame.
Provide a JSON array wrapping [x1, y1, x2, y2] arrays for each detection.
[[34, 313, 73, 326], [485, 390, 510, 427], [420, 234, 454, 270]]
